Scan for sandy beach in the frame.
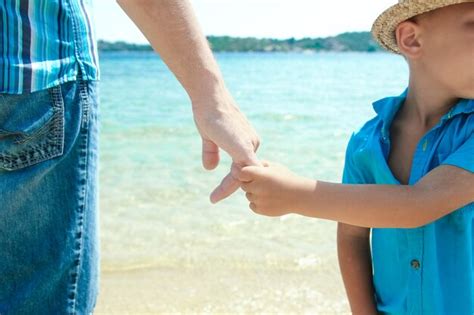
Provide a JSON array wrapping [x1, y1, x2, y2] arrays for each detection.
[[93, 51, 406, 315], [94, 264, 351, 314]]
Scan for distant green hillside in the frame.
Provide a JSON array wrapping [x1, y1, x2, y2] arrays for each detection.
[[98, 31, 382, 53]]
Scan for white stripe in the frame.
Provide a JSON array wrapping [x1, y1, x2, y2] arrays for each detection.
[[29, 1, 37, 91], [15, 1, 23, 91], [41, 0, 48, 90]]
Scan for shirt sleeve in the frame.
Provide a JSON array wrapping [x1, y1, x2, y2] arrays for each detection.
[[341, 132, 366, 184], [439, 133, 474, 173]]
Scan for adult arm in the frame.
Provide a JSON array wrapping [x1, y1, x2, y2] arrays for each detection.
[[116, 0, 262, 203]]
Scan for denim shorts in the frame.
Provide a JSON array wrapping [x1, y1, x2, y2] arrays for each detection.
[[0, 72, 100, 314]]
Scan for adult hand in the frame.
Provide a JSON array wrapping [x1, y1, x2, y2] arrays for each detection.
[[117, 0, 262, 203], [192, 88, 262, 204]]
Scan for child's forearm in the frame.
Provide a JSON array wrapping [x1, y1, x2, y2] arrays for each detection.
[[239, 161, 472, 227], [292, 179, 422, 228], [337, 223, 378, 315], [292, 173, 471, 228]]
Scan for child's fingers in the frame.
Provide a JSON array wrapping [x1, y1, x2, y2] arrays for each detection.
[[240, 181, 255, 192], [237, 165, 261, 182], [245, 192, 256, 202], [249, 202, 257, 212]]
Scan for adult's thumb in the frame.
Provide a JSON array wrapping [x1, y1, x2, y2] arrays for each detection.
[[202, 138, 220, 170]]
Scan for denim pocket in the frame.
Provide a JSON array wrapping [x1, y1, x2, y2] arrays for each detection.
[[0, 85, 65, 171]]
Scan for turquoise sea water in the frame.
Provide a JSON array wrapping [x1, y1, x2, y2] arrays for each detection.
[[97, 51, 408, 311]]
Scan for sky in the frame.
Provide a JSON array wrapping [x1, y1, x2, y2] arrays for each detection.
[[93, 0, 397, 44]]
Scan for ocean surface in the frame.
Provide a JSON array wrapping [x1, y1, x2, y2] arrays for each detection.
[[97, 51, 408, 313]]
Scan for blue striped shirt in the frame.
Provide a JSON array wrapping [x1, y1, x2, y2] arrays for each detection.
[[0, 0, 100, 94]]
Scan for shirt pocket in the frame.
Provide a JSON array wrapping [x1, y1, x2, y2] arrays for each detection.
[[0, 86, 65, 171]]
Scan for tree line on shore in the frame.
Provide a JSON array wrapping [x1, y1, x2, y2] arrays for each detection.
[[98, 31, 382, 53]]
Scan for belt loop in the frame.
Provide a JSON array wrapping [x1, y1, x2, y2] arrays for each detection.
[[77, 66, 90, 129], [77, 64, 85, 81]]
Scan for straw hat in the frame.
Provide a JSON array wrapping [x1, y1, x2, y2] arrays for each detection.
[[371, 0, 474, 53]]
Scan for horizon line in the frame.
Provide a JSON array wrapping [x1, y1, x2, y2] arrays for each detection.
[[96, 30, 374, 44]]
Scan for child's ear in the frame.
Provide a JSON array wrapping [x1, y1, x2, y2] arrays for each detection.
[[396, 20, 422, 59]]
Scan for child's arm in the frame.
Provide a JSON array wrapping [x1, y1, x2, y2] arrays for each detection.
[[337, 223, 378, 315], [237, 161, 474, 228]]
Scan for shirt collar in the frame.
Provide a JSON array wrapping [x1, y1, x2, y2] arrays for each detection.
[[372, 88, 407, 127], [372, 88, 474, 141], [372, 88, 407, 141]]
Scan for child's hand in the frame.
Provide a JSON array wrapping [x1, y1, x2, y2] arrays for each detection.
[[236, 160, 312, 217]]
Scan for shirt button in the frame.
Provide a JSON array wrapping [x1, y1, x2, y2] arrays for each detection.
[[422, 139, 428, 151], [411, 259, 421, 269]]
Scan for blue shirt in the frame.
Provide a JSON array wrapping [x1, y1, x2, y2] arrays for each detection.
[[0, 0, 100, 94], [342, 89, 474, 314]]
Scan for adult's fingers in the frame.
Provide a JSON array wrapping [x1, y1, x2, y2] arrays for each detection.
[[208, 142, 263, 203], [230, 162, 243, 181], [261, 159, 270, 167], [209, 171, 240, 204], [244, 150, 263, 167], [211, 160, 261, 203], [202, 138, 220, 170], [240, 181, 254, 193]]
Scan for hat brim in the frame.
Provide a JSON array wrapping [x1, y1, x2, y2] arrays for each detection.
[[371, 0, 474, 54]]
